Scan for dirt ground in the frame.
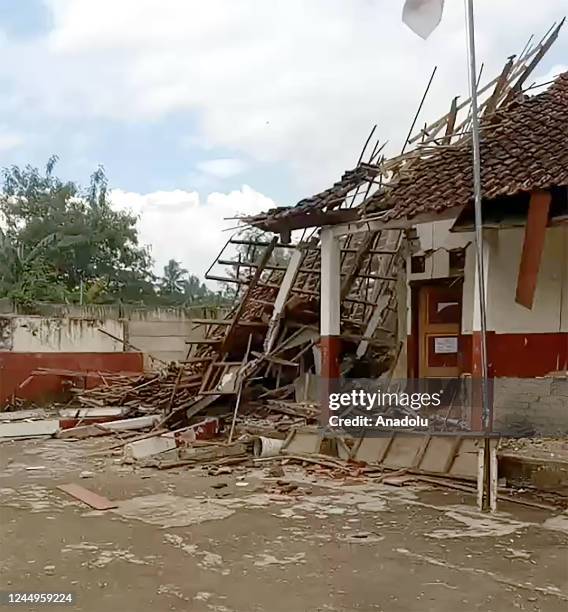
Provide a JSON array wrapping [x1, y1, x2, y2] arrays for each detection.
[[500, 438, 568, 462], [1, 437, 567, 612]]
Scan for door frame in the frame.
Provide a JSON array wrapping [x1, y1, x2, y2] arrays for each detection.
[[408, 279, 464, 379]]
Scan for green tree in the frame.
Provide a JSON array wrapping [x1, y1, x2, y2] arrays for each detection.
[[0, 229, 68, 307], [160, 259, 188, 294], [0, 157, 156, 305]]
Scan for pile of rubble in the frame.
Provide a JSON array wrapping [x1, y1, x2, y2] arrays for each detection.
[[2, 26, 567, 513]]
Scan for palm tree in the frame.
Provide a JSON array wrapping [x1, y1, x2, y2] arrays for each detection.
[[160, 259, 188, 294]]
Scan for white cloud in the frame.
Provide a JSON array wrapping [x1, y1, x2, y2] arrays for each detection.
[[1, 0, 564, 192], [110, 185, 275, 282], [196, 158, 248, 179], [0, 130, 23, 152]]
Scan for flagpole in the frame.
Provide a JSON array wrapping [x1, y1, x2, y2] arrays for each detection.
[[466, 0, 491, 508]]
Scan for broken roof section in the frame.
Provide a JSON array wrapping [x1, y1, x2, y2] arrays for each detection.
[[244, 163, 379, 234], [241, 20, 565, 234], [364, 71, 568, 223]]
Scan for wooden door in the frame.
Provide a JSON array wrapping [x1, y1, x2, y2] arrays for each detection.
[[418, 285, 462, 378]]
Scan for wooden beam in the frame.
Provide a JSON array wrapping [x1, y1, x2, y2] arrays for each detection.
[[443, 96, 459, 144], [483, 56, 514, 117], [340, 233, 376, 299], [264, 248, 305, 353], [222, 237, 278, 351], [515, 190, 551, 309]]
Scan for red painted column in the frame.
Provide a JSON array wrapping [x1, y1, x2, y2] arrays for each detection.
[[471, 331, 485, 431]]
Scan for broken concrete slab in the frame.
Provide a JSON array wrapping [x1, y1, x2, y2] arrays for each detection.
[[101, 415, 160, 432], [124, 435, 178, 460], [58, 415, 161, 439], [57, 425, 112, 439], [0, 409, 49, 422], [0, 420, 60, 440], [59, 407, 129, 418]]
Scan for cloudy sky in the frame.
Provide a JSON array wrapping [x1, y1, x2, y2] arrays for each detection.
[[0, 0, 566, 280]]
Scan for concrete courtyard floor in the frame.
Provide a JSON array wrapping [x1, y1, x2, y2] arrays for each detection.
[[1, 437, 567, 612]]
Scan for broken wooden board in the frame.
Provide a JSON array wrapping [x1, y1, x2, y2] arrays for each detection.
[[351, 433, 499, 481], [57, 483, 118, 510], [177, 442, 247, 464], [281, 427, 323, 455]]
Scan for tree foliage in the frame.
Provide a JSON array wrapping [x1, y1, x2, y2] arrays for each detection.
[[158, 258, 223, 306], [0, 158, 223, 308]]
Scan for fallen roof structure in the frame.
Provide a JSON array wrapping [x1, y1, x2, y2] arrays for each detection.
[[363, 71, 568, 225], [242, 19, 565, 235], [2, 25, 566, 516]]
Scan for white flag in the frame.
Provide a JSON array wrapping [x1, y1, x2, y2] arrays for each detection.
[[402, 0, 445, 39]]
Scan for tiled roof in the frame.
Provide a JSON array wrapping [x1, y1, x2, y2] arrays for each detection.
[[244, 164, 379, 232], [364, 71, 568, 221]]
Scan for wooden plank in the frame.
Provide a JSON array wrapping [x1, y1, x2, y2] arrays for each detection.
[[222, 236, 278, 351], [382, 435, 424, 469], [180, 357, 214, 364], [264, 248, 304, 353], [57, 484, 118, 510], [412, 434, 432, 469], [251, 351, 299, 368], [340, 233, 376, 299], [442, 436, 463, 473], [419, 436, 459, 473], [191, 319, 265, 327], [442, 96, 458, 144], [483, 57, 514, 116], [515, 190, 551, 308], [377, 434, 395, 463], [503, 20, 565, 103], [450, 438, 481, 480], [490, 444, 498, 513], [352, 436, 388, 464], [477, 446, 485, 510]]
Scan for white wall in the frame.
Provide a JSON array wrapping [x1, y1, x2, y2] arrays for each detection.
[[128, 319, 206, 364], [485, 225, 568, 333], [406, 219, 473, 334], [0, 312, 214, 366], [7, 316, 124, 353], [406, 219, 568, 335]]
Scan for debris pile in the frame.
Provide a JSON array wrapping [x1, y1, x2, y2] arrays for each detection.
[[1, 25, 566, 512]]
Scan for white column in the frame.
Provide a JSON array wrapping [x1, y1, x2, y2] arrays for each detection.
[[472, 230, 495, 333], [320, 227, 341, 337]]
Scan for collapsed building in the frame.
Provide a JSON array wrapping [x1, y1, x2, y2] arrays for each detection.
[[1, 23, 567, 506], [237, 22, 568, 437]]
